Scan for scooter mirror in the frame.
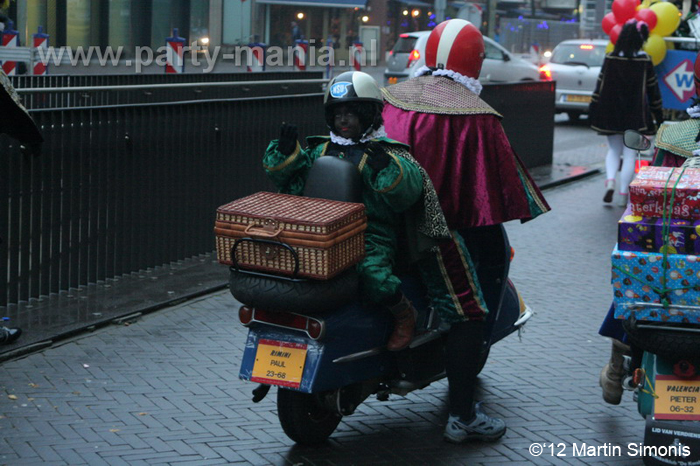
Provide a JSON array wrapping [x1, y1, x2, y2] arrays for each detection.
[[623, 130, 651, 152]]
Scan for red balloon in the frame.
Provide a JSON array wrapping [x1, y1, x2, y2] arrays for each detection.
[[602, 12, 617, 34], [610, 23, 623, 44], [612, 0, 639, 23], [634, 8, 658, 31]]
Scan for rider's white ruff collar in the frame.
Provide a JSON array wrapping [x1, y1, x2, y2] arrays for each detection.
[[414, 66, 483, 95], [687, 104, 700, 119], [330, 125, 387, 145]]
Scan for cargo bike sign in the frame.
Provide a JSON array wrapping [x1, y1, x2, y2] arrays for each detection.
[[656, 50, 697, 111]]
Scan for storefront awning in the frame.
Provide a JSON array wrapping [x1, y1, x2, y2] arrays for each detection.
[[398, 0, 433, 6], [256, 0, 367, 8]]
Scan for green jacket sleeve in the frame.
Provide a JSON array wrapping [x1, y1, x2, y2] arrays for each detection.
[[364, 149, 423, 213], [263, 140, 317, 195]]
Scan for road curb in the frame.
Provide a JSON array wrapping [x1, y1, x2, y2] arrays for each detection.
[[540, 167, 602, 191]]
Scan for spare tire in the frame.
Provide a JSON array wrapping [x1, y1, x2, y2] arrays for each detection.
[[623, 319, 700, 360], [229, 268, 359, 314]]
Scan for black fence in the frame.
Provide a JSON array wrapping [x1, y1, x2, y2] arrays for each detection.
[[1, 72, 327, 309], [11, 72, 326, 110], [1, 73, 554, 315]]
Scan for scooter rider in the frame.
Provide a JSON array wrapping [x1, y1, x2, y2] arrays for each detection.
[[382, 19, 550, 443], [263, 71, 451, 351]]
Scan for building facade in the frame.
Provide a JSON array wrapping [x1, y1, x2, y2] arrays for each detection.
[[7, 0, 210, 53]]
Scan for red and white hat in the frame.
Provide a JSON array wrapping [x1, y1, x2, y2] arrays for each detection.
[[425, 19, 485, 79]]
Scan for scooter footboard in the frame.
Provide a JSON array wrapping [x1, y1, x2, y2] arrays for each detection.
[[489, 280, 531, 344]]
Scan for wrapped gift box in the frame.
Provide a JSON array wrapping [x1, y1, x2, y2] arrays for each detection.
[[629, 166, 700, 220], [612, 245, 700, 323], [618, 206, 700, 254], [215, 192, 366, 280]]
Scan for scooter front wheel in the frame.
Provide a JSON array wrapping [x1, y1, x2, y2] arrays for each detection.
[[277, 388, 342, 444]]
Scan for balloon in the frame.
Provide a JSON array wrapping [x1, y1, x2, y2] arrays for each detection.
[[612, 0, 639, 23], [644, 33, 667, 65], [650, 1, 680, 36], [610, 24, 623, 44], [602, 12, 618, 34], [635, 8, 658, 31], [606, 41, 614, 53]]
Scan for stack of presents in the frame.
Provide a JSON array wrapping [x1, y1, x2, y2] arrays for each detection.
[[613, 166, 700, 324]]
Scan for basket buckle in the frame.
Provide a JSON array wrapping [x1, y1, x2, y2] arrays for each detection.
[[263, 244, 280, 260]]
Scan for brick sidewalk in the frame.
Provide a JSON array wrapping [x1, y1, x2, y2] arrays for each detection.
[[0, 172, 646, 466]]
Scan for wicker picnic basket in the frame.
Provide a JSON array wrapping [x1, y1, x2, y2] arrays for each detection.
[[215, 192, 367, 280]]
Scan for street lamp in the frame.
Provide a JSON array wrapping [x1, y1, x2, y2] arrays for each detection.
[[361, 15, 369, 23], [412, 9, 420, 17], [297, 12, 305, 20]]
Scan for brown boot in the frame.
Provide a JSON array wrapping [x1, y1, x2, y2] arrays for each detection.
[[387, 293, 417, 351], [599, 339, 630, 405]]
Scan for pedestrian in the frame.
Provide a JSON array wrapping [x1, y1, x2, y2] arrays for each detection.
[[382, 19, 550, 443], [291, 21, 302, 44], [0, 44, 44, 346], [262, 71, 452, 351], [589, 19, 664, 207]]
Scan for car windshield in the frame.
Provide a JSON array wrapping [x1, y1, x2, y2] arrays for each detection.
[[550, 44, 606, 67], [392, 36, 418, 54]]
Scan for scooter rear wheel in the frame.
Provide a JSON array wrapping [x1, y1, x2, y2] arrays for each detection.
[[277, 388, 342, 444]]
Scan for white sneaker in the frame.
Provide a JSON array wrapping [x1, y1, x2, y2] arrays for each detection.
[[443, 402, 506, 443]]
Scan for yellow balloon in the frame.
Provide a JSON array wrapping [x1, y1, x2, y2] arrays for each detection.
[[606, 41, 614, 53], [644, 33, 667, 65], [650, 1, 681, 36]]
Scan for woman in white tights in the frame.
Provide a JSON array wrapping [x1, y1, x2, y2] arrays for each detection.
[[603, 134, 639, 204], [589, 19, 664, 206]]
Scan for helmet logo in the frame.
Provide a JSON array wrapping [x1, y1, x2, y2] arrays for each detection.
[[330, 81, 352, 98]]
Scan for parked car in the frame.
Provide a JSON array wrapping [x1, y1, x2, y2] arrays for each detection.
[[539, 39, 608, 121], [384, 31, 541, 85]]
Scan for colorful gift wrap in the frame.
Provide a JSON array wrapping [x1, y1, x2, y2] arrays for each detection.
[[629, 166, 700, 220], [618, 206, 700, 254], [612, 245, 700, 323]]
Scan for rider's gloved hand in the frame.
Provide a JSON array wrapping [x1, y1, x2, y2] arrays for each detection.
[[278, 123, 298, 156], [365, 142, 392, 173]]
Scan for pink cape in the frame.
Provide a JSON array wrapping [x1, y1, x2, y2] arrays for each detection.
[[383, 104, 550, 229]]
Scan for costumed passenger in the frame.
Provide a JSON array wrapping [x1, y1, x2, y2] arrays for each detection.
[[263, 71, 452, 352], [382, 19, 550, 443]]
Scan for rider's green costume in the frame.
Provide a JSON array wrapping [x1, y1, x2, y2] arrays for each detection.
[[264, 135, 486, 321], [265, 136, 423, 303]]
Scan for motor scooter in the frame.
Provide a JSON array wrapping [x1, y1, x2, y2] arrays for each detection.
[[229, 156, 533, 444], [616, 131, 700, 465]]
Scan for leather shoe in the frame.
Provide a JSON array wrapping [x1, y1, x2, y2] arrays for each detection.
[[0, 326, 22, 345]]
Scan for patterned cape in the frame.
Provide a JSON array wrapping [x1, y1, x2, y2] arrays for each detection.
[[382, 74, 502, 117], [655, 119, 700, 159]]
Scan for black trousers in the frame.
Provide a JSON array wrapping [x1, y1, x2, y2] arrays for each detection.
[[446, 320, 485, 420]]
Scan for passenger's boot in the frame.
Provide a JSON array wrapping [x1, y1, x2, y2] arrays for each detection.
[[599, 339, 630, 405], [386, 293, 417, 351]]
